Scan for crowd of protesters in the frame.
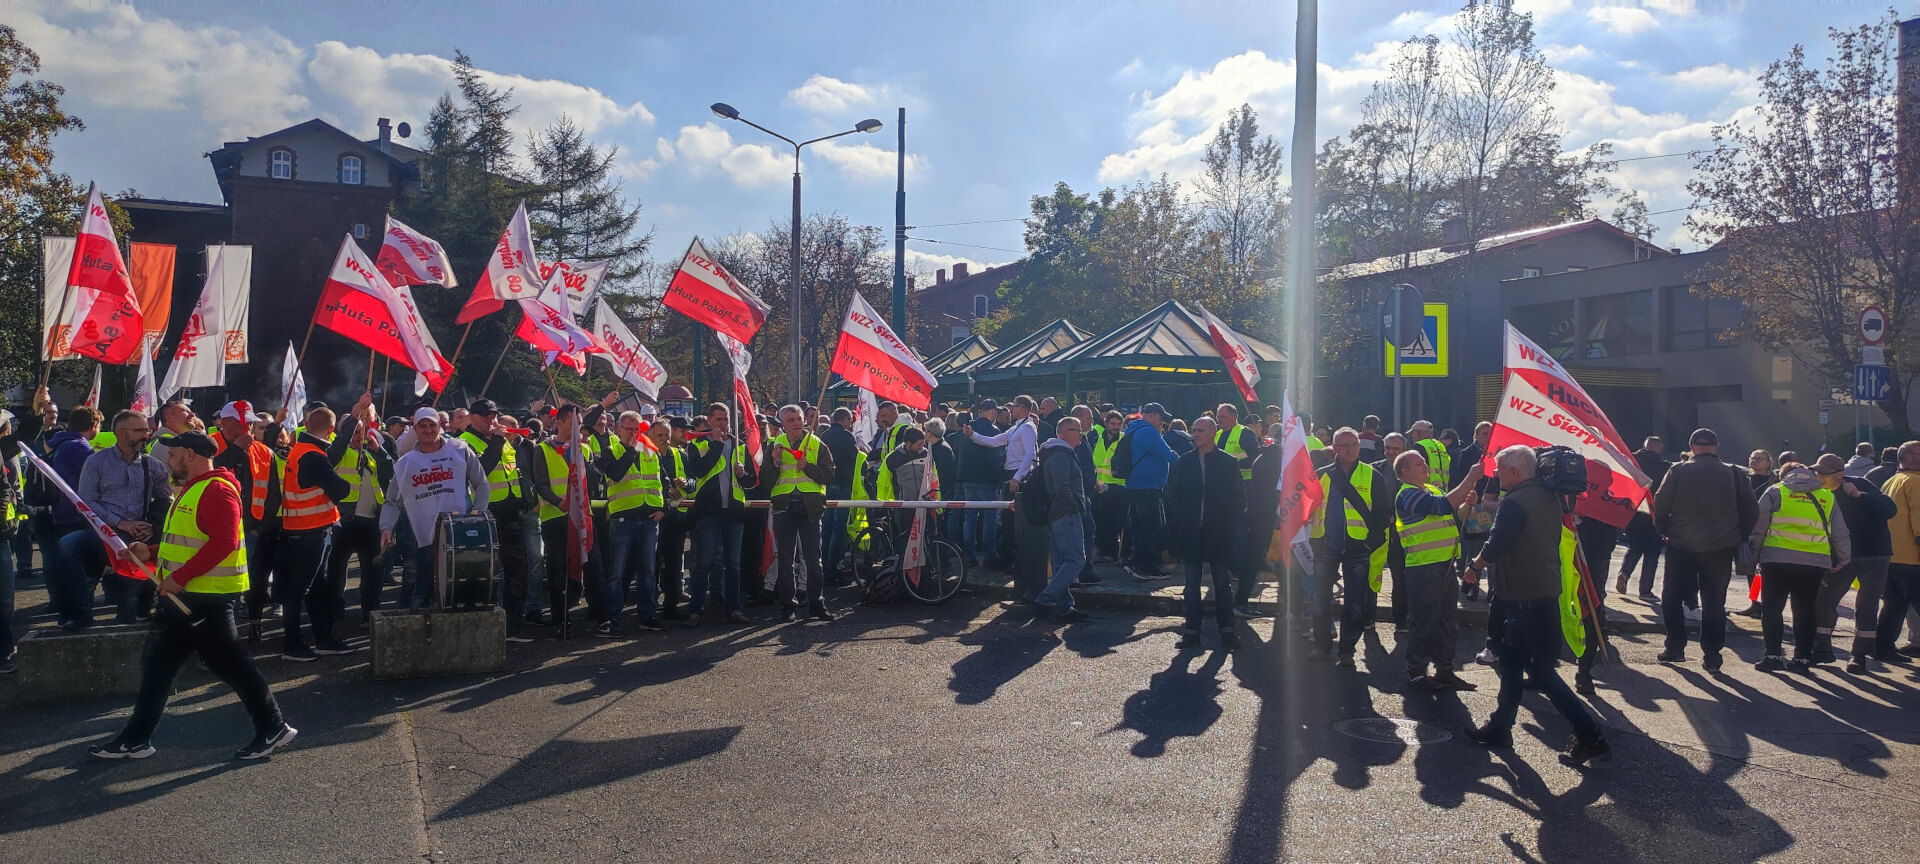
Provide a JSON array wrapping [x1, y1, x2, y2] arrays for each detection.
[[2, 383, 1917, 770]]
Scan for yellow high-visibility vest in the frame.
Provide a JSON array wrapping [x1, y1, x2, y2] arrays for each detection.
[[158, 473, 249, 594]]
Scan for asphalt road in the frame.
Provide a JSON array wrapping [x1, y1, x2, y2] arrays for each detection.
[[2, 595, 1917, 864]]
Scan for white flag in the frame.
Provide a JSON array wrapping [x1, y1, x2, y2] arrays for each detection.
[[82, 364, 101, 409], [592, 298, 667, 401], [483, 202, 542, 302], [715, 329, 752, 378], [377, 216, 458, 288], [160, 245, 229, 398], [130, 348, 158, 415], [282, 342, 307, 416], [852, 387, 878, 452], [207, 244, 252, 363], [539, 259, 611, 318], [39, 236, 77, 361]]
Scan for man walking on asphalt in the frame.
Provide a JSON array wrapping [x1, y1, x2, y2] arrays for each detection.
[[1464, 445, 1608, 767], [1309, 428, 1393, 665], [1030, 416, 1091, 622], [1168, 416, 1242, 651], [1652, 428, 1757, 670]]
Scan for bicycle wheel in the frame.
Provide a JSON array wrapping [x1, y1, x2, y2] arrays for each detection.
[[851, 526, 895, 587], [904, 539, 967, 605]]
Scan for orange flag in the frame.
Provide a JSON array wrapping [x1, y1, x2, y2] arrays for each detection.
[[129, 243, 175, 356]]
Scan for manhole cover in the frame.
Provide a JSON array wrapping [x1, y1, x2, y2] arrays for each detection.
[[1331, 717, 1452, 745]]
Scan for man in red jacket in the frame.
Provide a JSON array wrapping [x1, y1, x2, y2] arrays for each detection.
[[89, 431, 295, 762]]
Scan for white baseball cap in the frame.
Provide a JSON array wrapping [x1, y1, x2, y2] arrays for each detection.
[[411, 407, 441, 424], [218, 401, 253, 421]]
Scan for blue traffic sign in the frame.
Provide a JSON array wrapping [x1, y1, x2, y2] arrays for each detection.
[[1855, 364, 1892, 403]]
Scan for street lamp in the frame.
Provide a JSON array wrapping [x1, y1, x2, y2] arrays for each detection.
[[710, 102, 883, 404]]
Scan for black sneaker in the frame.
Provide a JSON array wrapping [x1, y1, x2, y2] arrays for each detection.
[[1702, 652, 1723, 672], [636, 616, 666, 632], [1656, 649, 1686, 664], [1463, 724, 1513, 749], [1787, 658, 1814, 675], [684, 612, 702, 628], [1048, 608, 1093, 623], [1075, 573, 1103, 585], [594, 622, 618, 638], [0, 656, 14, 675], [1845, 658, 1870, 674], [1875, 651, 1914, 665], [1754, 656, 1786, 672], [1335, 653, 1356, 668], [808, 604, 835, 622], [1560, 735, 1610, 767], [1574, 673, 1596, 696], [1232, 605, 1262, 619], [313, 639, 357, 656], [236, 724, 298, 760], [281, 647, 318, 663], [777, 607, 796, 623], [661, 607, 687, 621], [89, 738, 156, 760], [523, 610, 550, 626], [727, 610, 751, 625], [1178, 632, 1202, 650]]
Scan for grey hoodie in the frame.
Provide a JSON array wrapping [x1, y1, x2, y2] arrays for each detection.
[[1748, 466, 1851, 571], [1037, 438, 1087, 523]]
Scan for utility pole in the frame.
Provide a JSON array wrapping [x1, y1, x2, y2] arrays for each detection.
[[1285, 0, 1319, 410], [892, 107, 908, 336]]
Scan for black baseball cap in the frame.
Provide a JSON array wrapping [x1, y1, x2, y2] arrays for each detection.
[[468, 398, 500, 416], [158, 431, 218, 458], [1690, 428, 1718, 447], [666, 416, 691, 430]]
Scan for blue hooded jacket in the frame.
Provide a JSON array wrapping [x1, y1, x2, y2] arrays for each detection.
[[1121, 417, 1179, 491], [46, 428, 94, 527]]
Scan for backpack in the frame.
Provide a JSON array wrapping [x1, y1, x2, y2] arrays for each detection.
[[1534, 445, 1589, 497], [862, 555, 903, 604], [1111, 429, 1136, 481], [1020, 451, 1056, 527]]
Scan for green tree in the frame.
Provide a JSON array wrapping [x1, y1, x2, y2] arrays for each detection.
[[1687, 14, 1920, 426], [1194, 103, 1286, 321], [527, 115, 652, 287]]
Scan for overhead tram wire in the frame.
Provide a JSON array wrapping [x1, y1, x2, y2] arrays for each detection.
[[904, 236, 1026, 256]]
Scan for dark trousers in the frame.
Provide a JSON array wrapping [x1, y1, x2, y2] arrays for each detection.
[[1662, 545, 1736, 656], [273, 528, 334, 651], [492, 505, 531, 616], [1876, 564, 1920, 658], [657, 519, 691, 612], [11, 522, 33, 577], [246, 528, 280, 618], [690, 515, 744, 614], [1235, 510, 1278, 607], [1183, 554, 1233, 633], [1093, 487, 1126, 560], [0, 542, 15, 657], [1759, 562, 1823, 660], [1621, 512, 1663, 594], [541, 516, 599, 625], [773, 506, 825, 609], [822, 484, 851, 573], [1312, 545, 1374, 654], [1575, 519, 1619, 676], [1125, 488, 1164, 574], [740, 509, 769, 598], [326, 515, 384, 621], [120, 592, 283, 745], [1403, 561, 1460, 676], [1383, 538, 1406, 625], [1485, 596, 1600, 739]]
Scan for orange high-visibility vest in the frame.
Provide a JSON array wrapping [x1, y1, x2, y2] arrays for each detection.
[[279, 441, 339, 531], [212, 432, 272, 522]]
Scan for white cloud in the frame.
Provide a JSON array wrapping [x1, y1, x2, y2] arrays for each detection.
[[720, 144, 789, 186], [1643, 0, 1697, 14], [787, 74, 875, 113], [905, 249, 1005, 279], [1587, 7, 1661, 36], [813, 140, 923, 182], [673, 123, 736, 164], [14, 0, 309, 139], [1512, 0, 1576, 21], [1543, 43, 1594, 64]]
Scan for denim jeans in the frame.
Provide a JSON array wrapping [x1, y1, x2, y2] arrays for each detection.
[[54, 528, 103, 626], [1126, 488, 1164, 573], [959, 482, 999, 562], [602, 515, 660, 625], [822, 484, 852, 575], [1662, 545, 1735, 656], [1874, 563, 1919, 658], [691, 516, 744, 614], [772, 505, 824, 608], [1038, 513, 1086, 612], [1486, 596, 1601, 740]]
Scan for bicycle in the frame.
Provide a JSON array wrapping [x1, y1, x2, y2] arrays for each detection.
[[849, 504, 968, 604]]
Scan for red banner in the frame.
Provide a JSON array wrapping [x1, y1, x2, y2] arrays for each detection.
[[314, 279, 451, 392], [1485, 323, 1650, 528], [734, 374, 763, 471], [829, 292, 936, 410], [70, 185, 133, 298], [663, 238, 769, 345], [1198, 303, 1261, 403]]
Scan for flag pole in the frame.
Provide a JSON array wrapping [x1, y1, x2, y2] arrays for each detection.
[[282, 317, 318, 410], [365, 347, 376, 394], [433, 321, 476, 407], [477, 306, 525, 398], [381, 355, 393, 417]]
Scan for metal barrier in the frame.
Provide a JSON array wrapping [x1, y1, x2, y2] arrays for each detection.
[[673, 499, 1013, 509]]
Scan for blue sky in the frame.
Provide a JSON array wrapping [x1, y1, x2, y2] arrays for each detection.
[[21, 0, 1920, 274]]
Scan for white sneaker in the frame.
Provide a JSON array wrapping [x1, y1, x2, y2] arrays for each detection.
[[1684, 607, 1703, 622], [1474, 647, 1498, 665]]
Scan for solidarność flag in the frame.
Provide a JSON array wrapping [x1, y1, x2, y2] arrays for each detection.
[[1197, 303, 1261, 403], [663, 238, 770, 345], [1272, 391, 1323, 545], [539, 259, 610, 317], [455, 202, 542, 324], [313, 235, 453, 394], [21, 446, 154, 586], [1484, 322, 1651, 528], [830, 292, 937, 411], [376, 216, 458, 289], [59, 184, 145, 365], [591, 298, 667, 401], [160, 244, 231, 398]]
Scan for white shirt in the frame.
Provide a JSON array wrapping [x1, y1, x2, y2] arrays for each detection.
[[380, 441, 489, 546], [969, 416, 1039, 481]]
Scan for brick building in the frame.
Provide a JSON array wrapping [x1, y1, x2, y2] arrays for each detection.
[[907, 261, 1022, 357]]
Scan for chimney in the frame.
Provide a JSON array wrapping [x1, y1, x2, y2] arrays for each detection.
[[1440, 218, 1466, 246], [936, 268, 947, 285], [907, 275, 916, 292], [953, 262, 970, 279], [377, 117, 392, 154]]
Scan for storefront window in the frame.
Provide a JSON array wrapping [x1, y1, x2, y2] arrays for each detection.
[[1668, 286, 1743, 351], [1511, 300, 1578, 361], [1580, 290, 1654, 357]]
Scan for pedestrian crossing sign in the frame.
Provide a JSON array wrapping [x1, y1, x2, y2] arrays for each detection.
[[1385, 303, 1449, 377]]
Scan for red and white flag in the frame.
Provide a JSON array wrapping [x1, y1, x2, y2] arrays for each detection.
[[564, 414, 593, 586], [160, 245, 230, 398], [852, 387, 878, 452], [455, 202, 542, 324], [539, 259, 611, 317], [830, 292, 936, 411], [514, 263, 602, 372], [313, 235, 453, 394], [1272, 392, 1324, 547], [1197, 303, 1260, 403], [58, 184, 145, 365], [714, 329, 763, 469], [1483, 322, 1651, 528], [82, 364, 101, 409], [21, 446, 152, 584], [663, 238, 770, 345], [591, 298, 667, 401], [129, 347, 158, 415], [376, 216, 458, 288]]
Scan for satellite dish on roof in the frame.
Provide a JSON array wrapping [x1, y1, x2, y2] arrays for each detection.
[[396, 122, 411, 139]]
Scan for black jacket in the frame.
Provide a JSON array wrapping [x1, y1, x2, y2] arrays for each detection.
[[820, 424, 859, 489], [1835, 478, 1898, 558], [1167, 448, 1245, 561], [957, 418, 1006, 485]]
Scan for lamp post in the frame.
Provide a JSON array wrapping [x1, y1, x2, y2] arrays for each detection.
[[710, 103, 883, 404]]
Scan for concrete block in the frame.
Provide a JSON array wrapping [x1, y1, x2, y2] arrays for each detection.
[[370, 608, 505, 681], [13, 624, 158, 704]]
